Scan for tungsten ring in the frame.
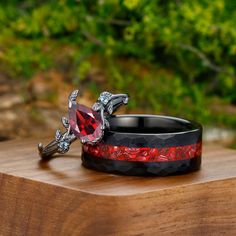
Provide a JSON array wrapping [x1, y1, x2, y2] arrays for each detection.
[[38, 89, 202, 176]]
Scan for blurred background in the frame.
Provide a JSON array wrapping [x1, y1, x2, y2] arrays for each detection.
[[0, 0, 236, 147]]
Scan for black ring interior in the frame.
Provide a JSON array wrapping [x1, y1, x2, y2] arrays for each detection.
[[108, 115, 200, 134]]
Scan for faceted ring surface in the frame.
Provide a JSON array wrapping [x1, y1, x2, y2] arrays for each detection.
[[38, 90, 129, 159]]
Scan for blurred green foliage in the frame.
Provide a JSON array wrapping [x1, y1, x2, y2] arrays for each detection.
[[1, 0, 236, 126]]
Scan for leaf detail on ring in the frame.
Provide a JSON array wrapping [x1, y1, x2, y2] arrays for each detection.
[[69, 90, 79, 102], [55, 129, 62, 141], [123, 96, 129, 104], [92, 102, 102, 111], [107, 102, 113, 114], [61, 117, 69, 128]]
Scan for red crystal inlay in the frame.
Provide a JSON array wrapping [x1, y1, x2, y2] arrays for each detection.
[[69, 104, 103, 142], [83, 142, 202, 162]]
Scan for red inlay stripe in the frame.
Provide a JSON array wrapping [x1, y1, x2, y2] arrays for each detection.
[[83, 142, 202, 162]]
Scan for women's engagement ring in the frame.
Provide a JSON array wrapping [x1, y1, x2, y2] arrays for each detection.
[[38, 90, 129, 159]]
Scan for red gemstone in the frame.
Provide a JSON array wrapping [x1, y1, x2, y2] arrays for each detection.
[[69, 103, 103, 143]]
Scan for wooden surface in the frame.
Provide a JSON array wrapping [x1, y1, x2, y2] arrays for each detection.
[[0, 139, 235, 235]]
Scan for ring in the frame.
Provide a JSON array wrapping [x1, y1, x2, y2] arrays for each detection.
[[38, 89, 202, 176], [38, 90, 129, 159], [82, 115, 202, 176]]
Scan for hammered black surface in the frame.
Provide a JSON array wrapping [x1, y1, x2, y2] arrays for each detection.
[[102, 131, 202, 148], [81, 154, 201, 176]]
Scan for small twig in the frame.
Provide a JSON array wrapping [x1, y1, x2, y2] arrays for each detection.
[[177, 43, 236, 92], [97, 18, 131, 26], [82, 31, 104, 47], [176, 43, 224, 73]]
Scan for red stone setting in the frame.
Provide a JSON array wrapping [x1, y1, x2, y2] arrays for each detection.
[[83, 142, 202, 162], [69, 103, 103, 143]]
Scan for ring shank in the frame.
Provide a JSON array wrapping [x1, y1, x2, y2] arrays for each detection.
[[38, 140, 60, 159]]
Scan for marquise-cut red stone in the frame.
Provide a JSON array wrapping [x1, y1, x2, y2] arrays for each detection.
[[69, 103, 103, 143]]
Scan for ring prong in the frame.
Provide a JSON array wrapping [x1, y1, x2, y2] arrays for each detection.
[[104, 119, 110, 129], [68, 89, 79, 108]]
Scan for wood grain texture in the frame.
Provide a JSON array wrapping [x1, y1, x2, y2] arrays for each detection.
[[0, 139, 235, 236]]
